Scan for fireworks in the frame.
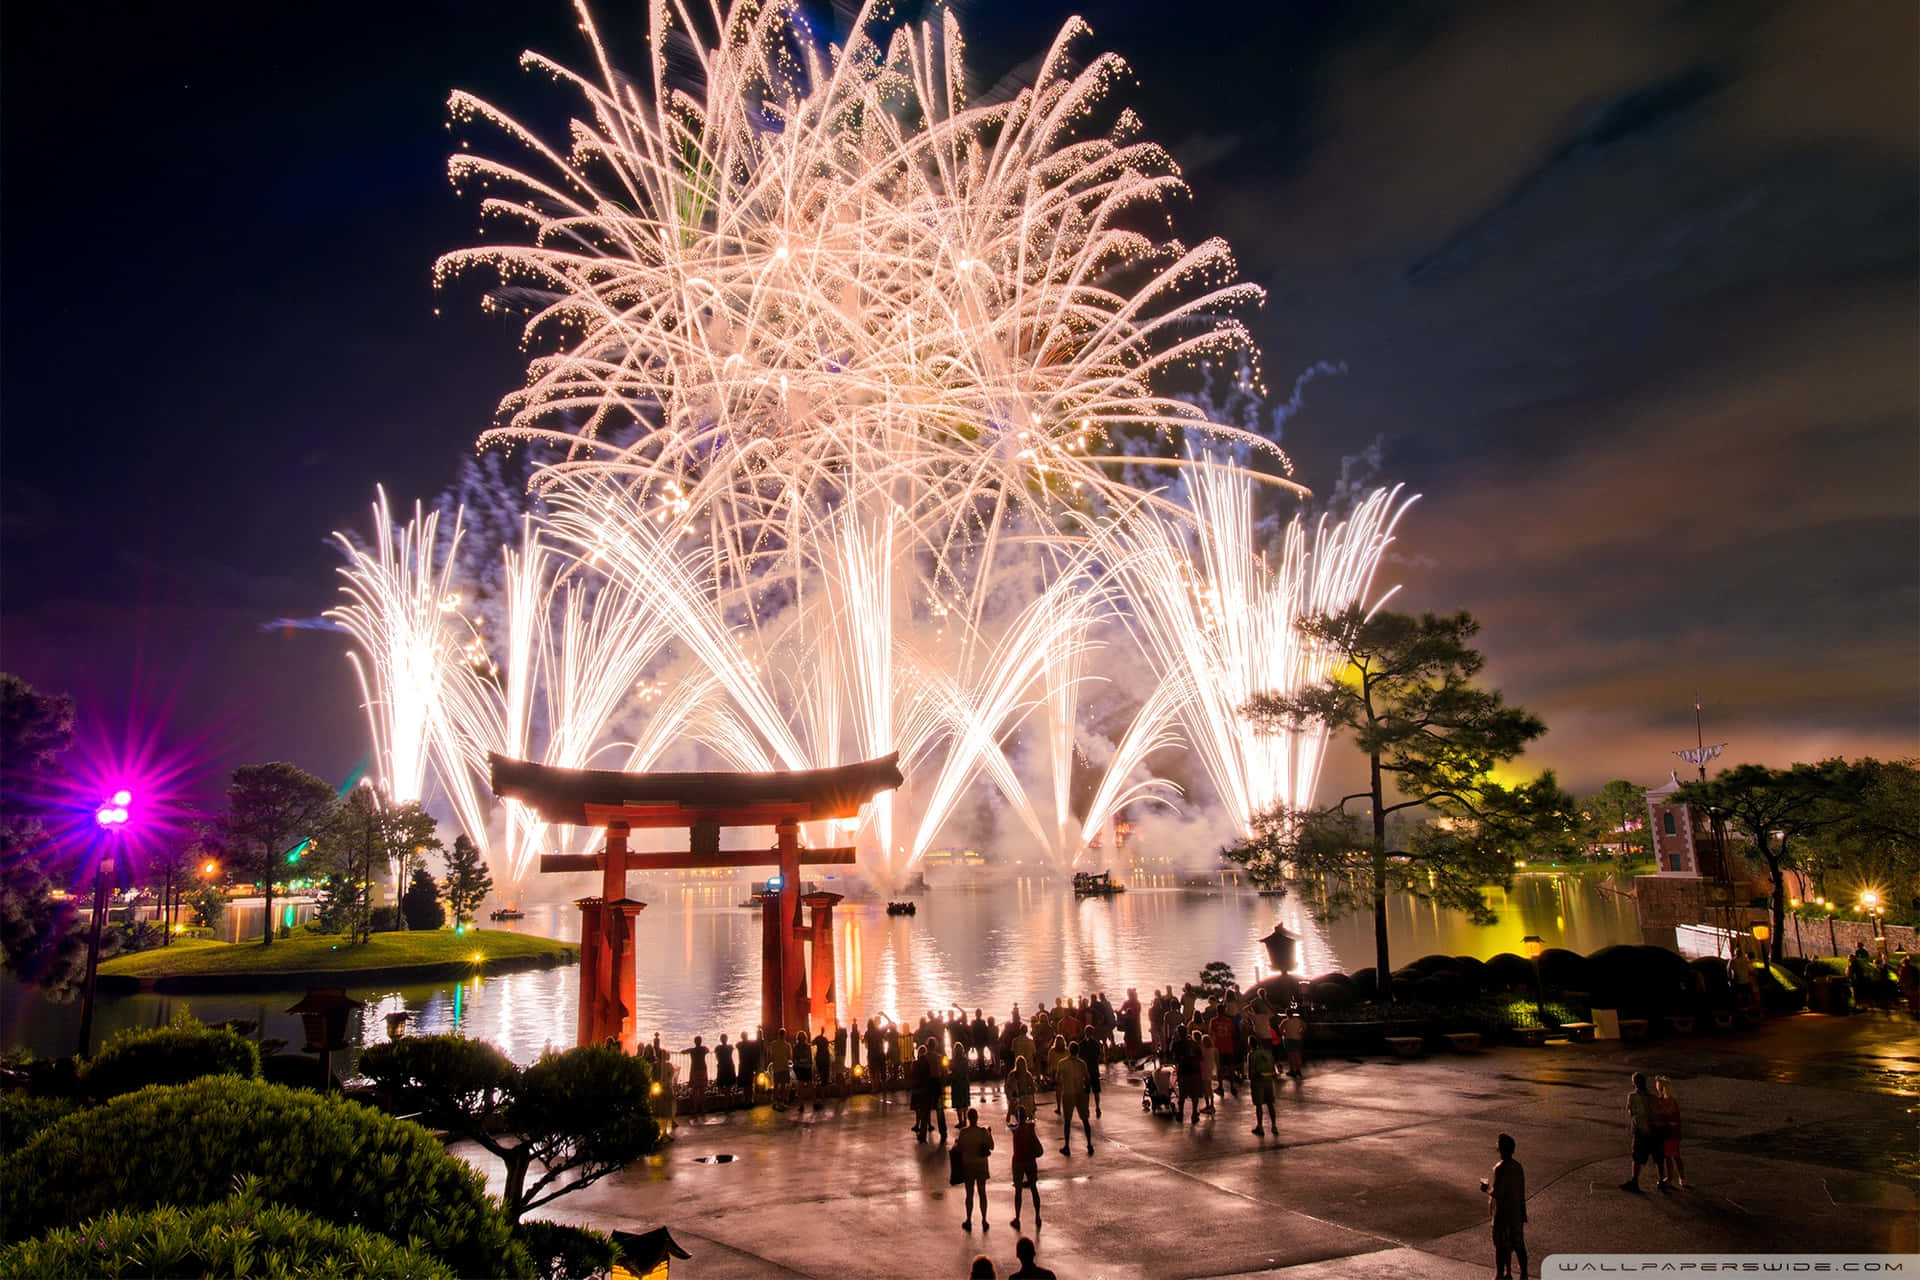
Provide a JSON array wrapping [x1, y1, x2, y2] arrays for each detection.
[[334, 1, 1414, 892]]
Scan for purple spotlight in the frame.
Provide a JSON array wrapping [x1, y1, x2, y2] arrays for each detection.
[[112, 789, 133, 807]]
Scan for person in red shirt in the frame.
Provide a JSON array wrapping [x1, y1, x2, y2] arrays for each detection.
[[1008, 1107, 1043, 1230]]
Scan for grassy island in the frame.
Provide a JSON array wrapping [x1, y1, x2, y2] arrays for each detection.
[[97, 929, 577, 993]]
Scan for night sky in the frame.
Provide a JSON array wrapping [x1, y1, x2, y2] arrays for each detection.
[[3, 0, 1915, 815]]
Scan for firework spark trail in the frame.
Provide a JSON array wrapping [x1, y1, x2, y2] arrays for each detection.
[[1108, 460, 1414, 837], [333, 1, 1410, 894], [327, 489, 466, 808]]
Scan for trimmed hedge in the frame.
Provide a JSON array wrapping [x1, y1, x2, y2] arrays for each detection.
[[1, 1078, 527, 1278], [0, 1193, 454, 1279], [82, 1021, 259, 1100]]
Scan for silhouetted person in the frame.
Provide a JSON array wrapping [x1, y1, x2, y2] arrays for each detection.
[[955, 1107, 995, 1232], [1009, 1236, 1056, 1280], [1483, 1132, 1528, 1279]]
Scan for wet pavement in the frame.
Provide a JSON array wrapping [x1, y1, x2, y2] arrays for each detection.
[[456, 1010, 1918, 1278]]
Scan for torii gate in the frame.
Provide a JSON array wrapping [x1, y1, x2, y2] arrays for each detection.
[[489, 752, 903, 1050]]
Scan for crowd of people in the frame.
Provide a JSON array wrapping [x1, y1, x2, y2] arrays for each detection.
[[635, 982, 1314, 1143]]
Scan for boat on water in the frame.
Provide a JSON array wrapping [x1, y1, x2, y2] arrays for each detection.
[[488, 907, 526, 921], [885, 901, 917, 916], [1072, 870, 1126, 896]]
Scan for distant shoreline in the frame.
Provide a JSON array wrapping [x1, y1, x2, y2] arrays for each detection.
[[96, 930, 578, 995]]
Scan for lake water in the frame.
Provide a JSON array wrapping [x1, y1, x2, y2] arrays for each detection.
[[0, 873, 1638, 1067]]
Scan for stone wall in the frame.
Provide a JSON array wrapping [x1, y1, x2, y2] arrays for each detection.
[[1782, 914, 1917, 958]]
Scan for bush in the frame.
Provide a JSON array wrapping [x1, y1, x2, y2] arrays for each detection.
[[1411, 971, 1471, 1006], [1307, 979, 1357, 1010], [1586, 945, 1694, 1015], [1482, 952, 1535, 991], [515, 1220, 619, 1280], [1537, 947, 1590, 992], [186, 886, 224, 930], [0, 1095, 81, 1156], [82, 1019, 259, 1101], [1, 1077, 526, 1278], [1349, 967, 1379, 999], [0, 1191, 455, 1279], [1757, 963, 1808, 1015], [1450, 955, 1489, 992], [110, 920, 169, 954]]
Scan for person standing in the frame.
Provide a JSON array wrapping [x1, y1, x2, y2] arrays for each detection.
[[1006, 1054, 1038, 1123], [1055, 1041, 1093, 1156], [739, 1030, 763, 1102], [1008, 1107, 1042, 1231], [812, 1031, 832, 1109], [681, 1036, 710, 1118], [1621, 1071, 1657, 1192], [1482, 1132, 1528, 1280], [1279, 1006, 1306, 1079], [954, 1107, 996, 1232], [715, 1032, 738, 1097], [950, 1041, 974, 1131], [1654, 1076, 1685, 1189], [1120, 988, 1144, 1063], [1173, 1025, 1205, 1124], [1078, 1027, 1105, 1118], [1247, 1037, 1279, 1136]]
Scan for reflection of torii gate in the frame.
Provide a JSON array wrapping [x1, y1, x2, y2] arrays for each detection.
[[489, 752, 903, 1050]]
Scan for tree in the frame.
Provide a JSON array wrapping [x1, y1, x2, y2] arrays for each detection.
[[315, 786, 438, 944], [1225, 609, 1575, 998], [1675, 760, 1865, 962], [144, 838, 197, 947], [1580, 779, 1652, 868], [443, 835, 495, 927], [401, 867, 446, 932], [1196, 961, 1237, 1002], [187, 885, 226, 930], [358, 1036, 660, 1224], [221, 764, 337, 947], [0, 674, 91, 996]]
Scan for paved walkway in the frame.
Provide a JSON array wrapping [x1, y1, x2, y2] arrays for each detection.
[[465, 1011, 1918, 1278]]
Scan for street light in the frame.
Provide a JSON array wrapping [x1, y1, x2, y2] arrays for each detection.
[[78, 790, 133, 1058]]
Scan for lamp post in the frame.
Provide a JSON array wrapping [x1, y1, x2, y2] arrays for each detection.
[[78, 790, 133, 1058], [1523, 935, 1547, 1025]]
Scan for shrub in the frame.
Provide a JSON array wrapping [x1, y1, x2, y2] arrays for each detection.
[[369, 905, 403, 933], [82, 1018, 259, 1100], [515, 1219, 619, 1280], [1537, 947, 1590, 992], [110, 920, 169, 954], [186, 886, 224, 930], [1407, 954, 1460, 975], [1307, 979, 1356, 1010], [0, 1095, 81, 1156], [1, 1077, 527, 1278], [1482, 952, 1535, 991], [1450, 955, 1489, 992], [1757, 963, 1808, 1015], [1349, 967, 1379, 999], [1411, 971, 1471, 1006], [0, 1191, 454, 1279]]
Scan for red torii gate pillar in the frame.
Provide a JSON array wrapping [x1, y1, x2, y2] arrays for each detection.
[[574, 822, 646, 1051], [803, 891, 844, 1034]]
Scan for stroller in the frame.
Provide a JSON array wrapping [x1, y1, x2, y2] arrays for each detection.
[[1142, 1067, 1177, 1116]]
